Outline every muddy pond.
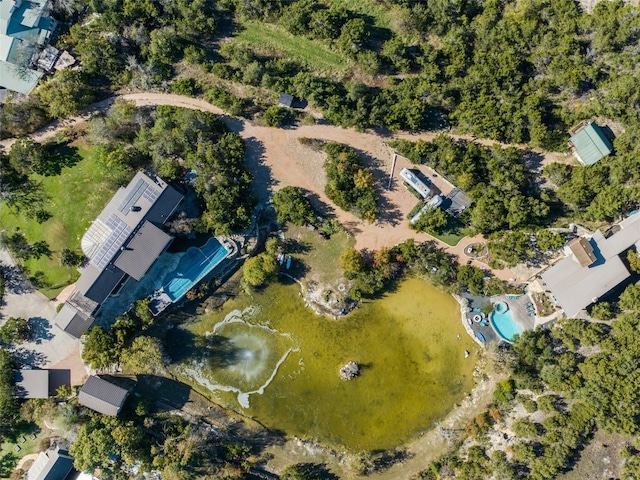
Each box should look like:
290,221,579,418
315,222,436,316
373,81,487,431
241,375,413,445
170,277,477,451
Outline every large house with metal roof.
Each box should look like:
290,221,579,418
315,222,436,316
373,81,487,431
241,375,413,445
0,0,58,94
568,121,613,166
541,213,640,317
54,172,183,338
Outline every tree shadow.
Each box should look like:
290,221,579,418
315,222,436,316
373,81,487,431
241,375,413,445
0,264,34,295
40,143,82,176
304,191,337,218
243,137,275,203
162,325,202,364
204,335,248,369
282,238,311,255
134,374,192,412
28,316,54,344
370,448,413,474
10,347,47,367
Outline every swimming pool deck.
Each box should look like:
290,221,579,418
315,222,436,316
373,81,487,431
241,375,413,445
458,292,536,345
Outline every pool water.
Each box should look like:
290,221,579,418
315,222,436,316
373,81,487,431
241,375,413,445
162,238,230,302
491,310,524,342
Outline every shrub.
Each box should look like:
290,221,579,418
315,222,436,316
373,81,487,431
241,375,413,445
263,105,294,127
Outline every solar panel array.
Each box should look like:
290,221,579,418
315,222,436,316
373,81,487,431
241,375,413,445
119,178,154,213
143,184,160,203
92,214,132,269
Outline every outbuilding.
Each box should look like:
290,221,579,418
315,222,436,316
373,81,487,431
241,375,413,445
568,121,613,166
78,375,130,416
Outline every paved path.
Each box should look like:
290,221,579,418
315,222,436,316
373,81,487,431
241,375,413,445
0,92,522,281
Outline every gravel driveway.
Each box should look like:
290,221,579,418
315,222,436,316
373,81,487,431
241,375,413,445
0,246,79,368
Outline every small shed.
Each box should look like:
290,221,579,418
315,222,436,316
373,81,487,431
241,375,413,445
78,376,129,416
15,369,49,399
569,122,613,166
278,93,294,108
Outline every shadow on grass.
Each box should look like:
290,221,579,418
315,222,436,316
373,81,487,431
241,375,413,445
40,144,83,176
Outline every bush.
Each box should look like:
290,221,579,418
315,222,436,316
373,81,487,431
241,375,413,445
171,77,200,97
272,186,315,226
204,86,245,116
263,105,294,127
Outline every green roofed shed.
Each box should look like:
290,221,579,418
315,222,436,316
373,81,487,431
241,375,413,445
569,122,613,166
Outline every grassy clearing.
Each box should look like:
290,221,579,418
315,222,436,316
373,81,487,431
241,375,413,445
284,223,354,286
0,142,121,298
234,21,346,73
433,216,467,247
0,424,42,476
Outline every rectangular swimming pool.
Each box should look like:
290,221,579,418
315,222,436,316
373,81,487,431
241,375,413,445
162,238,231,302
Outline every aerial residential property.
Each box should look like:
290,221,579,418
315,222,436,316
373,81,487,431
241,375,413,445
568,121,614,166
0,0,58,94
542,213,640,317
54,171,183,338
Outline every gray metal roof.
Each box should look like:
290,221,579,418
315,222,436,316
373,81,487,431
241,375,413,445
278,93,294,107
542,213,640,317
26,447,74,480
14,369,49,398
54,303,94,339
78,375,129,416
145,185,183,226
75,262,126,305
114,221,172,280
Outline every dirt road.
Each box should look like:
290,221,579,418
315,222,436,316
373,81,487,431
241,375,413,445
1,92,527,280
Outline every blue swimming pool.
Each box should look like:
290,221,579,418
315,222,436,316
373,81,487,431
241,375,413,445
490,310,524,342
162,238,231,302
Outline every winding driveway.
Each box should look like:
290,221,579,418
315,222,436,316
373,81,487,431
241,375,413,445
0,92,521,280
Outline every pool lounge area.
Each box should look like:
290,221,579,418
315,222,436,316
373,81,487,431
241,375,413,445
461,293,534,344
149,237,237,315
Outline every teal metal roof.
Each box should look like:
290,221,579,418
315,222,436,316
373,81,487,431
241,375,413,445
0,59,42,94
570,122,613,166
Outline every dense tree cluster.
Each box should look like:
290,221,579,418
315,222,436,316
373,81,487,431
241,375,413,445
133,106,255,235
0,350,18,443
82,299,164,373
272,186,315,226
339,239,504,299
323,142,379,222
392,136,550,234
199,0,640,148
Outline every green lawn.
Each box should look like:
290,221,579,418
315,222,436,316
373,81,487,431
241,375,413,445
0,142,122,298
432,216,468,247
285,223,354,285
0,423,42,476
235,21,346,73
